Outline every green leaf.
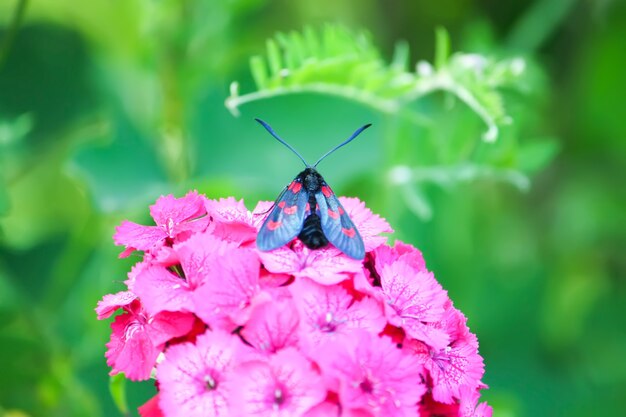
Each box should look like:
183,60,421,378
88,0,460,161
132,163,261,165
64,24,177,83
109,373,129,416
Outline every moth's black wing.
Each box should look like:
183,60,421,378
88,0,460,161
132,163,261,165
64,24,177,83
315,181,365,260
257,177,309,251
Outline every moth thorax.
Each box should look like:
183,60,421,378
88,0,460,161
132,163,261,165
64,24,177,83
304,171,321,192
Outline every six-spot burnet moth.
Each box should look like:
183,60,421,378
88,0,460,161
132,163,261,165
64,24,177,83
255,118,371,260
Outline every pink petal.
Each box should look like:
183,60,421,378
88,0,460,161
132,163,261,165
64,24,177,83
257,246,300,274
240,298,300,353
302,401,341,417
150,191,208,235
134,265,193,316
146,311,195,347
232,348,326,417
374,241,426,273
174,232,237,288
114,221,167,255
294,246,364,285
96,291,136,319
205,197,257,244
138,394,164,417
379,259,450,349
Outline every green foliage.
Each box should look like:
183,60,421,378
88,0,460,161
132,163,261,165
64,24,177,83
228,25,525,140
228,24,554,219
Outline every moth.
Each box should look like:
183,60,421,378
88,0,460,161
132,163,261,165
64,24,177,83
255,118,371,260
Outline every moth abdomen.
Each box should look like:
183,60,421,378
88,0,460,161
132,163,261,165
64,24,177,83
298,213,328,249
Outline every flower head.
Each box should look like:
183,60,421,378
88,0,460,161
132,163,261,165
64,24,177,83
99,193,490,416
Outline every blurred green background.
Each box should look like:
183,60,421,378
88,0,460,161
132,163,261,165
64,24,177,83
0,0,624,416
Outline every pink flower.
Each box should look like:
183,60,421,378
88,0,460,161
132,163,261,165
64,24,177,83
105,299,194,380
319,331,426,417
408,305,485,404
114,191,209,257
232,348,326,417
378,256,450,350
290,277,385,357
157,329,253,417
132,233,236,316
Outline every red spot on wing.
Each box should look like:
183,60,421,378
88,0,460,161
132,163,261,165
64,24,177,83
342,227,356,238
284,205,298,215
338,207,345,215
288,181,302,193
268,220,282,230
305,203,310,212
278,201,286,208
327,208,340,219
321,185,332,198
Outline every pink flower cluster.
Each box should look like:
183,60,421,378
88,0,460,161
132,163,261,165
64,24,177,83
97,191,491,417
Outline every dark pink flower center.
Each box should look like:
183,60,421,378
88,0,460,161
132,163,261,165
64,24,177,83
359,378,374,394
273,386,285,406
430,347,452,371
204,374,218,390
319,312,337,332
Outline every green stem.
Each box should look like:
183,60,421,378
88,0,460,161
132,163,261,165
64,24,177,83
157,0,191,183
0,0,28,69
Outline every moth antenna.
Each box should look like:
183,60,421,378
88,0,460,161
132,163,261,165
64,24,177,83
255,118,309,167
313,123,372,168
